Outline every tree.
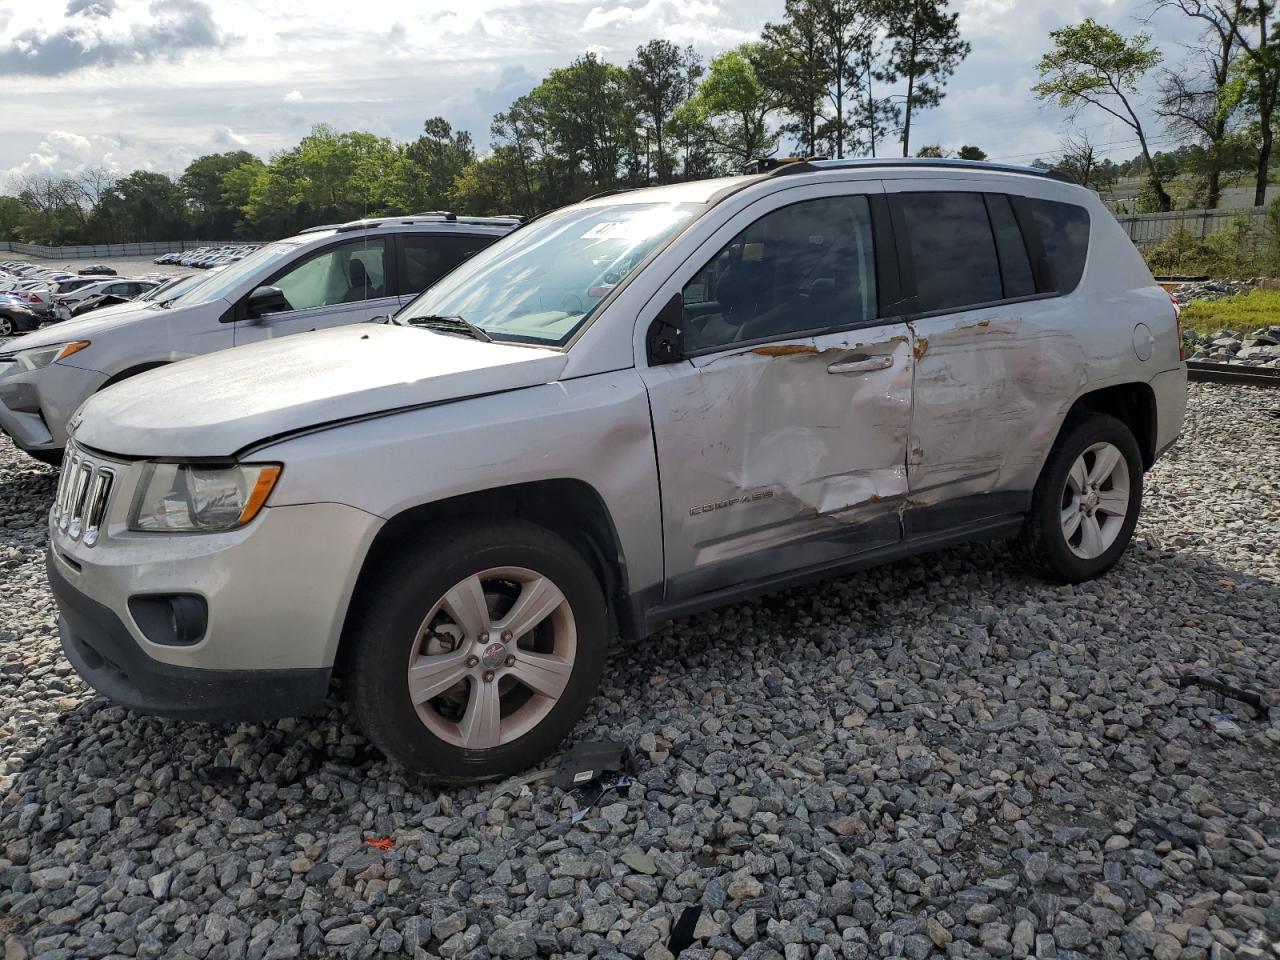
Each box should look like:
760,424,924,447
534,54,634,196
1230,1,1280,206
104,171,187,242
1152,0,1246,208
1034,19,1173,211
403,117,475,211
1055,131,1116,190
957,144,987,160
15,176,88,245
686,45,779,170
882,0,971,157
854,33,900,157
626,40,688,183
760,1,827,157
180,151,257,236
0,196,23,241
916,144,946,156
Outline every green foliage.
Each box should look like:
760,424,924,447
1141,206,1280,277
956,144,986,160
0,196,23,241
1034,18,1170,210
1179,288,1280,335
881,0,970,156
687,45,780,170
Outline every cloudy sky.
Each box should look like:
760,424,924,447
0,0,1199,190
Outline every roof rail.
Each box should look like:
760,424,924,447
581,187,637,202
743,156,826,174
761,157,1076,183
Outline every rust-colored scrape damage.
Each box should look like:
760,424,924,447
751,344,819,357
913,337,930,361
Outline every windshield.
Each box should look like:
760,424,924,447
166,241,304,307
398,201,701,345
146,273,210,304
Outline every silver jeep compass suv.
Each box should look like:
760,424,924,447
46,160,1186,781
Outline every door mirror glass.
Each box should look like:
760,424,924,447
246,285,291,318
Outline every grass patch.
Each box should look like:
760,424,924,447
1179,288,1280,336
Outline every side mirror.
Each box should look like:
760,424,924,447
645,293,685,365
246,285,290,319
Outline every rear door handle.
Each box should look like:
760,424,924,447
827,354,894,375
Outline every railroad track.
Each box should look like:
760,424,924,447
1186,360,1280,387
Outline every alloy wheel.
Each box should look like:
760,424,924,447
1059,441,1131,560
406,566,576,749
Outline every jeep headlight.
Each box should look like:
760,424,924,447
15,340,91,372
130,463,282,532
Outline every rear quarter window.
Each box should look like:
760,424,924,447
1029,198,1090,294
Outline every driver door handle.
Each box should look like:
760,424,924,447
827,354,895,375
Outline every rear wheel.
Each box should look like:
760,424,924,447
345,518,607,782
1016,414,1143,583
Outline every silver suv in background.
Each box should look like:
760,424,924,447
0,214,518,462
46,160,1186,781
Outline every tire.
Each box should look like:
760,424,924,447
0,315,12,337
345,517,608,782
1016,413,1143,584
27,448,64,467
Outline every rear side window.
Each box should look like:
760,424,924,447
985,195,1036,299
897,192,1002,312
1028,198,1090,293
401,234,498,297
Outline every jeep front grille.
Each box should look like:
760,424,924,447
52,445,115,546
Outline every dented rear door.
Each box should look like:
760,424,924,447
883,182,1086,535
637,182,915,602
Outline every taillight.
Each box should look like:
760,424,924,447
1171,292,1185,361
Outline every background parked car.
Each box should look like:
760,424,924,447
78,265,117,276
0,299,42,336
52,278,162,320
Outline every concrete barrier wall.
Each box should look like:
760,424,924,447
0,239,252,260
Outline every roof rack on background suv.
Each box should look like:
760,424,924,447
757,156,1075,183
297,213,524,235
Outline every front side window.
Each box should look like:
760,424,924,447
1029,198,1091,293
271,239,388,312
898,191,1003,313
399,202,700,345
401,234,498,296
682,195,878,353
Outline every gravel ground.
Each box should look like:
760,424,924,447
0,383,1277,960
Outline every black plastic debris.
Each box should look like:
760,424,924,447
552,739,635,790
667,904,703,955
1177,674,1266,719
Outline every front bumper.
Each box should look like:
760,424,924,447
48,493,382,721
50,554,330,720
0,360,105,453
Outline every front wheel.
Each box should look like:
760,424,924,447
0,315,13,337
1016,414,1144,584
345,518,608,782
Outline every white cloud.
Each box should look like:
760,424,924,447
0,0,1205,185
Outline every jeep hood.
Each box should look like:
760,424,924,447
73,324,568,457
